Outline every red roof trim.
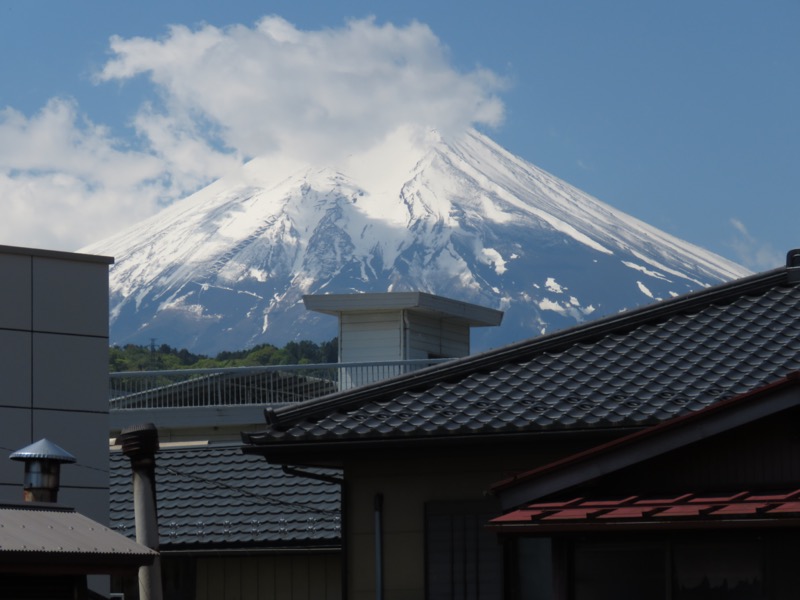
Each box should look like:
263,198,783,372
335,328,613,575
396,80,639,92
489,489,800,532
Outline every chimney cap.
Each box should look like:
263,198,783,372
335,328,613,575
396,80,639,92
10,438,76,464
787,249,800,268
117,422,160,460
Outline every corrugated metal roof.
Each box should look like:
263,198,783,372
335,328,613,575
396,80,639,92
110,445,340,550
489,490,800,532
243,263,800,447
0,506,156,560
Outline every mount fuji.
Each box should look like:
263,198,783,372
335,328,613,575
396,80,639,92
81,127,750,355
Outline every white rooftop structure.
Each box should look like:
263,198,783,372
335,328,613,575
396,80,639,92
304,292,504,366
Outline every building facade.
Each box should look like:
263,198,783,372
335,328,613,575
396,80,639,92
0,244,113,524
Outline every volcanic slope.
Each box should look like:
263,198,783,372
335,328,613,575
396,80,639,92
82,128,750,355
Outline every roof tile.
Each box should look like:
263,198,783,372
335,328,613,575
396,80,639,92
110,446,340,550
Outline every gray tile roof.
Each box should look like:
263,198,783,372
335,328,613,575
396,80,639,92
110,445,340,550
243,261,800,447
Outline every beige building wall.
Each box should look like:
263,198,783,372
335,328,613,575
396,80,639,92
405,312,470,359
195,553,341,600
342,440,599,600
339,310,472,363
0,245,112,526
340,312,403,363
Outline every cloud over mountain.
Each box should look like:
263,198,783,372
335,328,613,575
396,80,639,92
0,17,505,251
98,16,506,162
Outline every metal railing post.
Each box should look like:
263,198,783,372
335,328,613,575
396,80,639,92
109,359,453,411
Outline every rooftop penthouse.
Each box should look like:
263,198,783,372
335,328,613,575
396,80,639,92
109,291,503,443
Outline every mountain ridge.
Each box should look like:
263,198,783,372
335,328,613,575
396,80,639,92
82,127,750,354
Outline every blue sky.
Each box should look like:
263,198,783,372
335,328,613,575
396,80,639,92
0,1,797,271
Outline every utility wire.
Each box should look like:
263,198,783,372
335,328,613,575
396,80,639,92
161,466,340,517
0,445,108,474
1,443,337,518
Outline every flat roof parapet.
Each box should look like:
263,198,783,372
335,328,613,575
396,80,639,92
303,291,503,327
0,244,114,265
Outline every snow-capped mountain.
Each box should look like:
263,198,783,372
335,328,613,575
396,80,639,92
82,127,750,355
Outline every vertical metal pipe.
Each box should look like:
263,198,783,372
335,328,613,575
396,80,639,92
374,493,384,600
117,423,163,600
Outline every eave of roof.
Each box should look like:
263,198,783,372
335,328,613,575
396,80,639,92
303,291,504,326
0,506,155,572
249,425,635,468
488,489,800,534
490,373,800,511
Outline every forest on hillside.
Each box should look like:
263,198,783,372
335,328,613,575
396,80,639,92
109,339,338,372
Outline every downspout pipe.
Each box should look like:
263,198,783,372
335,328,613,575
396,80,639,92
375,493,384,600
401,310,409,360
117,423,163,600
281,464,347,600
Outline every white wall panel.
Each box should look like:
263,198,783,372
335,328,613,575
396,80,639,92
340,312,402,362
406,313,469,358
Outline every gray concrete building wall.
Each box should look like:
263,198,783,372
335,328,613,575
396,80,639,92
0,245,113,526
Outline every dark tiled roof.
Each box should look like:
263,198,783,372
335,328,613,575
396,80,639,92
243,262,800,447
490,374,800,510
110,445,340,550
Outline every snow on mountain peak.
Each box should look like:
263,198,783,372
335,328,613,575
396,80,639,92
82,128,750,354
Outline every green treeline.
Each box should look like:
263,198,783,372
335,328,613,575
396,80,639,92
109,339,338,372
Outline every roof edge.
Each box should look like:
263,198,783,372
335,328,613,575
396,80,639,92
0,244,114,265
490,372,800,510
254,266,789,432
303,291,504,326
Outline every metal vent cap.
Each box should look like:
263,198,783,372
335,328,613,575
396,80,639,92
10,438,76,464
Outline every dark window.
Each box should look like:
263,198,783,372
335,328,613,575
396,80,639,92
574,542,666,600
566,538,767,600
673,541,762,600
517,538,554,600
0,575,84,599
426,500,503,600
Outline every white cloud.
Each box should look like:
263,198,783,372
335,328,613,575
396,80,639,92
0,16,506,251
0,98,239,251
97,16,506,163
544,277,565,293
728,217,782,272
0,99,161,250
0,99,155,183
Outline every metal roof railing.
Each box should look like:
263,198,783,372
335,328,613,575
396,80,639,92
109,359,452,411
